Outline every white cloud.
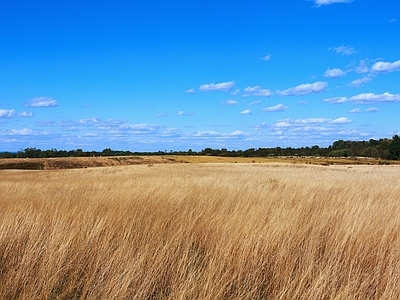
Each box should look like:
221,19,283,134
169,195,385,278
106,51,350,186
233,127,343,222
260,53,272,61
314,0,353,6
327,92,400,104
330,117,352,124
230,130,246,136
155,112,168,117
0,109,16,118
191,130,248,138
323,96,347,104
231,89,241,96
348,75,374,87
349,92,400,104
176,110,194,117
262,103,288,112
176,111,194,116
18,111,33,117
120,123,161,132
4,128,37,135
366,107,379,113
222,99,238,105
350,108,361,113
274,117,350,128
354,59,370,74
198,81,235,92
249,100,261,106
371,60,400,73
324,68,346,78
186,88,195,93
0,109,31,118
25,96,58,107
254,122,268,130
243,86,272,97
271,117,356,141
280,81,328,96
329,45,356,55
240,109,252,115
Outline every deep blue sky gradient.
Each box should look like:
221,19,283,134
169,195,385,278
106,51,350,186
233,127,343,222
1,0,399,151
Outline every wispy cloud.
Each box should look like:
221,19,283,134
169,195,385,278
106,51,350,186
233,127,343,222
2,128,41,136
222,99,238,105
279,81,328,96
243,86,272,97
314,0,353,7
0,109,32,118
191,130,249,138
330,117,352,124
390,18,397,23
275,118,329,127
262,103,288,112
371,60,400,73
349,92,400,104
271,116,357,142
240,109,252,115
155,112,168,117
198,81,235,92
329,45,356,55
259,53,272,61
324,68,346,78
254,122,268,130
350,108,361,113
348,74,375,87
24,96,58,107
231,89,240,96
249,100,261,106
176,111,194,116
354,59,370,74
185,88,195,93
323,97,347,104
18,111,33,117
0,109,16,118
366,107,379,113
35,117,165,135
325,92,400,104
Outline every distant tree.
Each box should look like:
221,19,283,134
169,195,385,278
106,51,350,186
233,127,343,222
328,149,352,158
377,139,391,159
0,151,13,158
24,147,42,158
362,147,379,158
102,148,113,156
388,135,400,160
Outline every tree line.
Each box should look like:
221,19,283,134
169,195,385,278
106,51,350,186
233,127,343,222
1,135,400,160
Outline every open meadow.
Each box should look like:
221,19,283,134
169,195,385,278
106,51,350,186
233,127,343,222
1,162,400,299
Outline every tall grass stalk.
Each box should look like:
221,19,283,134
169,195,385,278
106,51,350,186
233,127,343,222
1,164,400,299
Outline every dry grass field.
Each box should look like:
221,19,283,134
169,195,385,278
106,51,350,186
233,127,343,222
1,163,400,299
1,155,398,170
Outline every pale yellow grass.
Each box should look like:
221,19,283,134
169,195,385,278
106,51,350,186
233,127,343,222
1,163,400,299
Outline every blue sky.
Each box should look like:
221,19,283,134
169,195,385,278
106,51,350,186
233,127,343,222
1,0,399,151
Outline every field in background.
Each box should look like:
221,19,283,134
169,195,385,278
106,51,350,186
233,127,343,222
0,155,398,170
1,163,400,299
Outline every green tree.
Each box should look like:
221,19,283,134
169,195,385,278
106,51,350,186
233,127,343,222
388,135,400,160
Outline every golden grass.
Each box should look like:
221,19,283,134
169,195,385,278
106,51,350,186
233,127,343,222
1,163,400,299
1,155,398,171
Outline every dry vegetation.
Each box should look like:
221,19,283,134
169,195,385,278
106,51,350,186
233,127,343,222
0,156,178,170
1,163,400,299
1,155,398,171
